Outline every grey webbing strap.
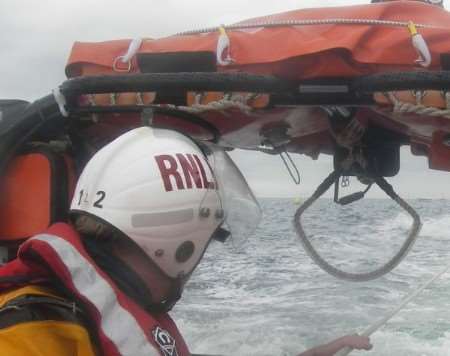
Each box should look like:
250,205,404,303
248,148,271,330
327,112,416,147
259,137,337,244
294,172,422,281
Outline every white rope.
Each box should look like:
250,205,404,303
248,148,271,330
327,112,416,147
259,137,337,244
86,94,99,123
216,26,233,66
159,93,255,115
408,21,431,68
110,93,117,106
136,92,144,105
445,92,450,109
182,99,253,114
121,38,143,64
336,261,450,356
113,38,142,72
163,98,253,115
176,18,440,36
85,93,254,115
386,92,450,119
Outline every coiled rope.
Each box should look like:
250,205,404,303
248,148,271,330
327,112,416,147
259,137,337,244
386,91,450,119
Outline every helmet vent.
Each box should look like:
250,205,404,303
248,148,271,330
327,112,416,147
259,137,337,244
175,241,195,263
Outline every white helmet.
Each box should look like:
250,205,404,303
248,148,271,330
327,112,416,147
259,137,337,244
70,127,260,279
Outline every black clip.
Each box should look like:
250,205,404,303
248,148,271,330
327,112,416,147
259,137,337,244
334,175,372,205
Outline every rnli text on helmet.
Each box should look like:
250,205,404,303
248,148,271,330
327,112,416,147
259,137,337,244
155,153,215,192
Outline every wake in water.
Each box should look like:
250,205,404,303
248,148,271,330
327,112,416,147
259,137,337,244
173,199,450,356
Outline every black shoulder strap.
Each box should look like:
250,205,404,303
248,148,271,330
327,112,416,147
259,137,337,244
0,293,84,329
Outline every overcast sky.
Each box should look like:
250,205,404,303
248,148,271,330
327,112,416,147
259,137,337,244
1,0,449,198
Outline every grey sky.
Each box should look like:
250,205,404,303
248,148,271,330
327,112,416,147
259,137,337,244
1,0,449,198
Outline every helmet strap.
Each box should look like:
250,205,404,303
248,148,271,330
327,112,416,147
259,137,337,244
82,237,180,313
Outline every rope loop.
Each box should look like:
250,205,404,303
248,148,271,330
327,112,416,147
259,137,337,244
293,171,422,281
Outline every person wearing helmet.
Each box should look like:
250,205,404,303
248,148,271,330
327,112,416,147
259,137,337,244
0,127,371,356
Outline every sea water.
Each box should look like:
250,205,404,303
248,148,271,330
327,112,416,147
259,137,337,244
172,198,450,356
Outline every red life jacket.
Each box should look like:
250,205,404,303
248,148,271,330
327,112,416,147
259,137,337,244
0,223,190,356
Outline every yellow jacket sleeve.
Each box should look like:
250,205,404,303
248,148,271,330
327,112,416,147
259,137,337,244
0,320,96,356
0,285,97,356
